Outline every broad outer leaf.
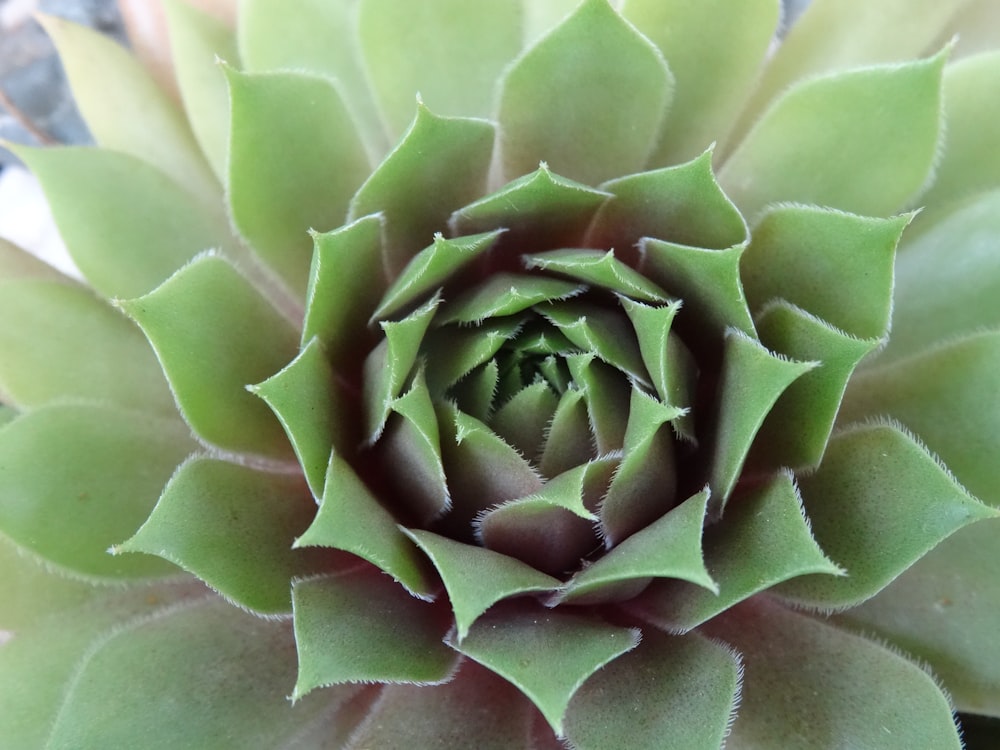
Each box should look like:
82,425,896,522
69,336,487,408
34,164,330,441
564,630,741,750
703,598,963,749
358,0,522,137
44,595,355,750
774,423,999,609
226,68,370,298
835,520,1000,716
497,0,673,185
0,404,193,580
14,146,234,300
0,279,175,416
120,254,299,458
292,568,457,698
119,457,325,614
720,52,946,218
449,601,640,736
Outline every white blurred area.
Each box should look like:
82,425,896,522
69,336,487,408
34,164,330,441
0,164,80,277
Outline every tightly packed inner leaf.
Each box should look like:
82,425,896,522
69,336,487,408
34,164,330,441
4,1,1000,748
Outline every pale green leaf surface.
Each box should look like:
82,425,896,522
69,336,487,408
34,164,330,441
557,489,714,606
163,0,237,182
588,149,747,251
774,424,999,609
226,68,370,298
44,595,351,750
749,303,877,471
524,0,581,45
362,293,440,442
640,240,755,347
251,338,351,499
346,660,540,750
403,529,559,642
526,249,669,303
449,165,610,251
449,601,641,736
598,389,682,545
296,452,436,600
566,355,630,455
0,404,192,580
490,381,558,460
374,230,504,322
302,215,387,366
348,105,495,277
729,0,969,148
292,568,456,698
437,273,582,325
703,599,963,750
741,204,906,341
497,0,673,185
708,330,815,508
842,332,1000,508
538,392,593,481
564,630,740,750
939,0,1000,59
0,236,66,281
120,254,299,458
0,580,206,749
238,0,387,158
886,190,1000,362
15,146,234,299
720,53,946,218
632,473,841,632
358,0,522,137
835,519,1000,716
0,279,175,415
621,0,780,164
40,14,220,205
118,457,324,614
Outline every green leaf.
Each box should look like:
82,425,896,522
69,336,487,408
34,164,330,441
238,0,387,159
0,580,206,749
226,67,370,298
403,529,560,641
422,318,521,395
526,249,669,303
490,381,559,460
631,473,841,632
842,331,1000,508
886,190,1000,362
450,165,610,252
292,568,456,698
358,0,522,137
621,0,780,164
43,595,354,750
250,338,352,499
0,279,175,415
564,629,741,750
705,599,963,749
556,489,714,606
374,230,504,322
835,519,1000,716
719,52,947,218
347,659,540,750
944,0,1000,59
448,601,640,736
348,105,495,277
162,0,238,183
539,387,595,478
0,236,66,281
437,273,582,326
587,148,747,252
14,146,234,299
118,457,324,614
302,214,387,367
774,423,999,609
749,303,878,471
119,254,299,458
566,354,630,455
497,0,673,185
0,404,192,580
39,14,220,206
707,330,815,508
639,240,755,347
295,453,436,600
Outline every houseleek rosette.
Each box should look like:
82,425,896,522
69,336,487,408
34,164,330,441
2,0,1000,748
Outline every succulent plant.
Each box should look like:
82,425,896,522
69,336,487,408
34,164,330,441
2,0,1000,747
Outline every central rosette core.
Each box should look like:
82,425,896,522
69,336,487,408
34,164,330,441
359,230,690,586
